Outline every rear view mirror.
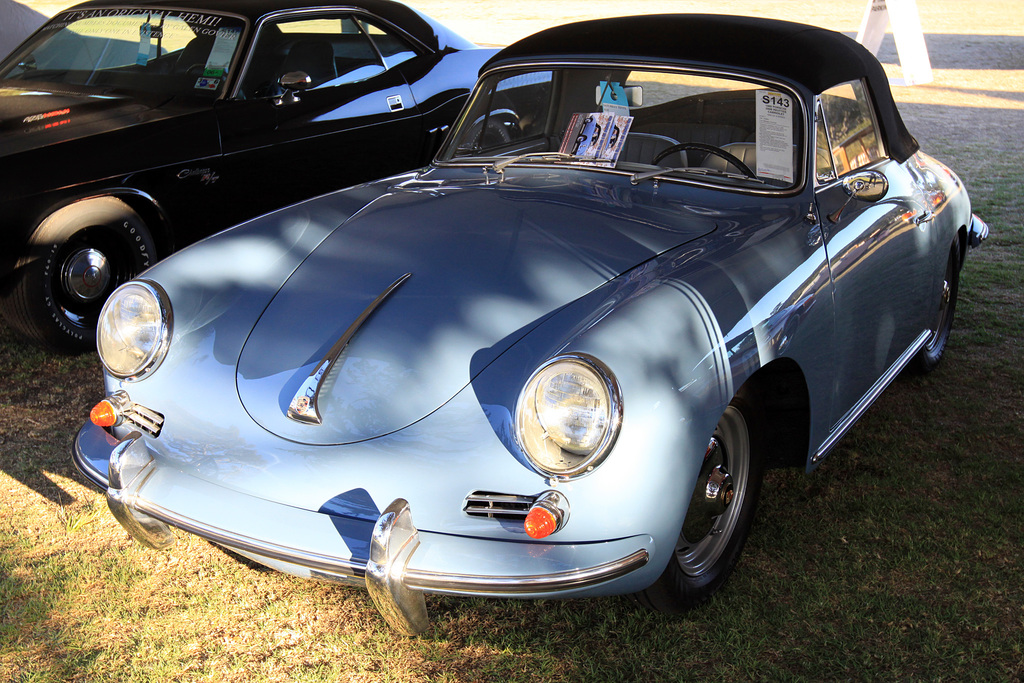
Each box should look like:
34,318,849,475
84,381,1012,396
594,84,643,108
624,86,643,107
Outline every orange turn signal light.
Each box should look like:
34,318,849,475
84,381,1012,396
524,506,558,539
90,400,118,428
523,490,569,539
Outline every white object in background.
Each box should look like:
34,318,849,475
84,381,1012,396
856,0,933,86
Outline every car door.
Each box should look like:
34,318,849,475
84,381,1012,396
813,79,936,427
212,11,424,223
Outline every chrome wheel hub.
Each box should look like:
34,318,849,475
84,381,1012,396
62,248,111,302
681,438,733,544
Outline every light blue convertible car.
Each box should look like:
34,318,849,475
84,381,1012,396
74,14,988,633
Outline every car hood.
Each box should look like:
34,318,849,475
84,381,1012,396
0,85,161,155
235,171,716,445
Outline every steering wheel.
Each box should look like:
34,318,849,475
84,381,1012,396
652,142,757,179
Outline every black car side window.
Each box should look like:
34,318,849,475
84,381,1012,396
237,14,386,99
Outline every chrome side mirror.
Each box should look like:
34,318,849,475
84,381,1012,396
276,71,312,105
828,170,888,223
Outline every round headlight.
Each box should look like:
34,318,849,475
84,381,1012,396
97,281,172,380
515,354,622,477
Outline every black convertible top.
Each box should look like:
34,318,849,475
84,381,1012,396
486,14,919,162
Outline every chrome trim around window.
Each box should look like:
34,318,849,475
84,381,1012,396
230,7,431,100
435,59,809,197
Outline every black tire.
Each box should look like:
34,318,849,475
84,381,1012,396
1,197,157,353
635,398,764,613
911,238,961,374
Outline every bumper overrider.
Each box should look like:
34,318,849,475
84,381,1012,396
968,213,989,249
73,423,651,635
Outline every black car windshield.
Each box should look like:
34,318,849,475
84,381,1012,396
0,8,245,99
439,66,803,190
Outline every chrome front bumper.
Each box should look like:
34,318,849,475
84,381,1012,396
74,426,651,635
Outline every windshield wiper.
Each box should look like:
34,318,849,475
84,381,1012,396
491,152,588,173
630,166,766,186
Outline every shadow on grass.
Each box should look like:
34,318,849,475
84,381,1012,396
0,322,102,506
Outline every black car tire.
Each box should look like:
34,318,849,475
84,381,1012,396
2,197,157,353
634,397,764,613
911,238,961,374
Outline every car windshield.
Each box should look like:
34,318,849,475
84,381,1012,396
439,66,803,190
0,8,246,99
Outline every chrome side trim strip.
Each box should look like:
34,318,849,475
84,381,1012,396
133,498,367,579
404,548,650,595
811,329,931,464
287,272,412,424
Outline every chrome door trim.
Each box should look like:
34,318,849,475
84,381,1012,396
811,328,931,465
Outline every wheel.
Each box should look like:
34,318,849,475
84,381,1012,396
911,238,961,374
635,398,764,612
1,197,157,353
651,142,757,178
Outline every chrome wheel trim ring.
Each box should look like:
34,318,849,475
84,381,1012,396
675,404,750,577
925,247,956,353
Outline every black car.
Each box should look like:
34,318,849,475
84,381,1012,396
0,0,494,351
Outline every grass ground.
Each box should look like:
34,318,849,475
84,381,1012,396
2,1,1023,680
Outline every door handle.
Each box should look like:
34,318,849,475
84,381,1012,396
387,94,404,112
914,209,934,225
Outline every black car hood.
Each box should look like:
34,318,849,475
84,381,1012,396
235,170,717,445
0,84,166,155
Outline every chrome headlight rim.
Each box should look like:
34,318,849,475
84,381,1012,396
515,353,623,479
96,279,172,382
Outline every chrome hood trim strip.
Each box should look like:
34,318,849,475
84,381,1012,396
287,272,412,425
